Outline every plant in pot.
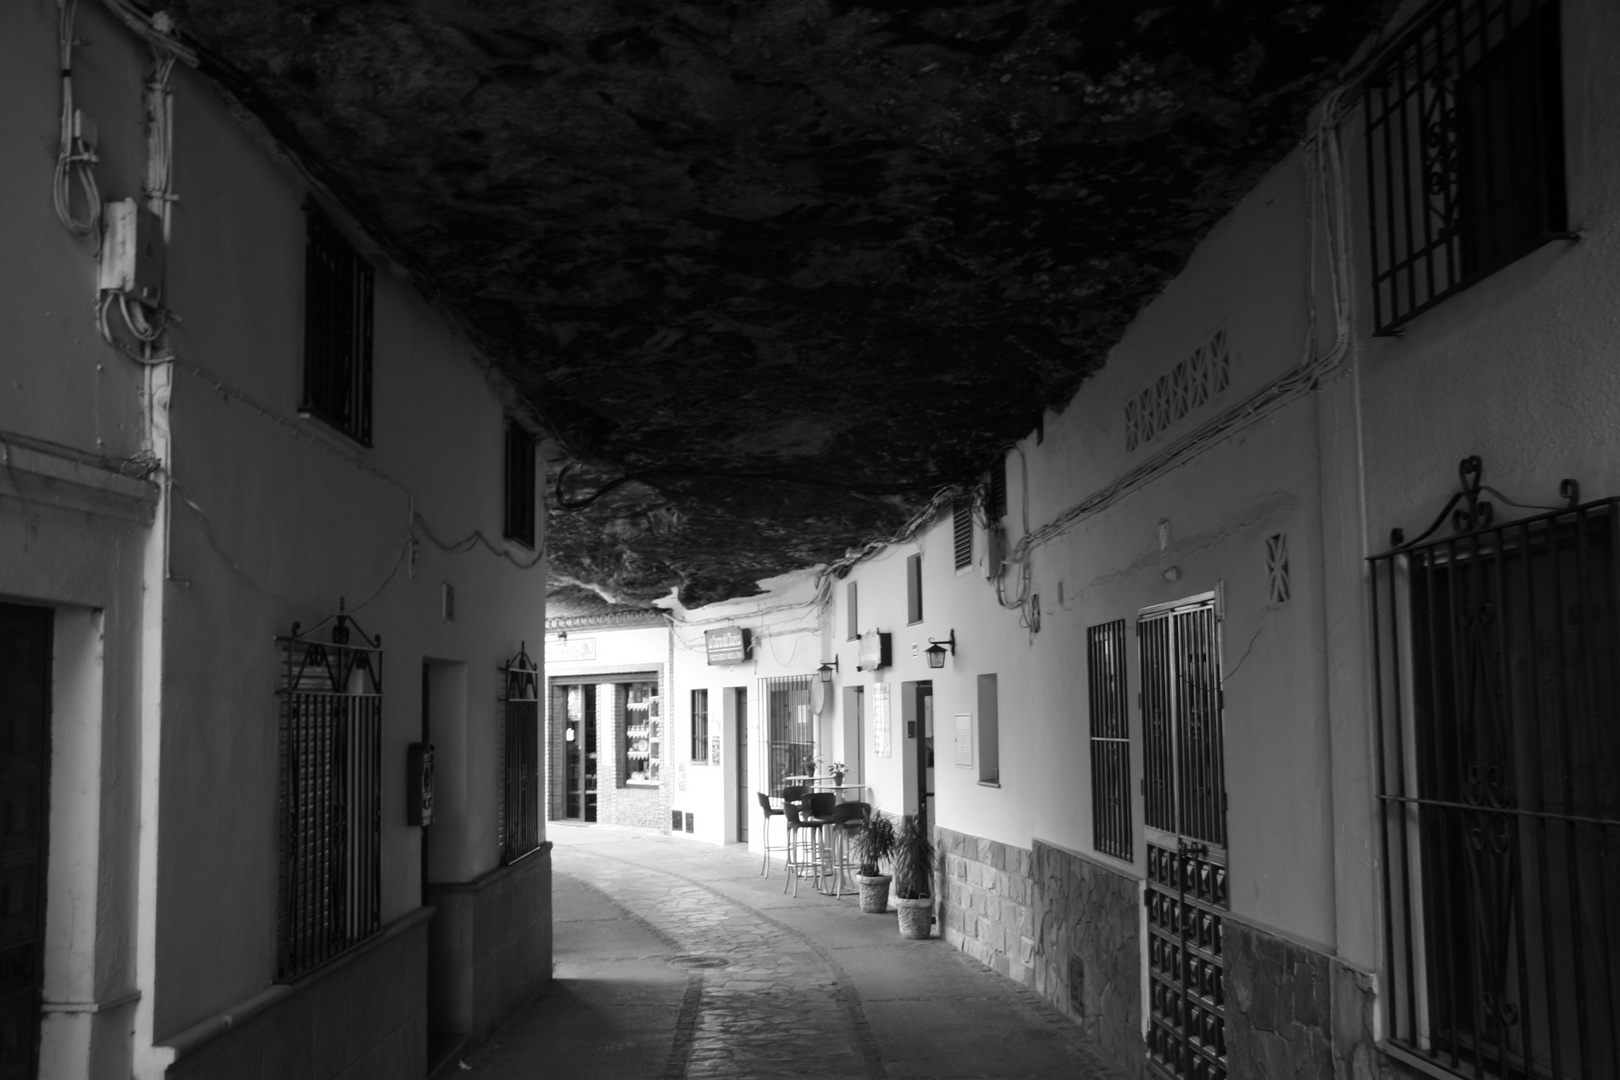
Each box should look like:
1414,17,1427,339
892,814,936,939
851,811,897,914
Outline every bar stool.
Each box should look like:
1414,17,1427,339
824,801,869,898
782,791,826,897
756,792,787,877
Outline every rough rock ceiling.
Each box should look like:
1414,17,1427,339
170,0,1389,606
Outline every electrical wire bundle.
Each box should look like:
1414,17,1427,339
53,0,100,236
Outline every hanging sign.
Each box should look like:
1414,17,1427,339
857,630,890,671
705,626,752,664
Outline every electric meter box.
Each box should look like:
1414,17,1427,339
98,198,166,304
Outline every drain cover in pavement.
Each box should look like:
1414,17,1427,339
668,955,730,969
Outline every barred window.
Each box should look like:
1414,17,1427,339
762,674,813,797
276,614,382,980
499,647,540,864
504,419,536,548
1086,619,1132,861
1370,481,1620,1080
301,205,374,445
1364,0,1567,334
690,688,709,763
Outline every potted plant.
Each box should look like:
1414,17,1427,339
892,814,936,939
851,810,897,914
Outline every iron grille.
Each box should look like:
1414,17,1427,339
1087,619,1133,861
499,646,541,864
1363,0,1567,335
301,205,374,445
1369,462,1619,1080
690,688,709,763
953,501,973,570
276,609,382,981
503,419,536,548
1140,598,1228,1080
761,675,813,797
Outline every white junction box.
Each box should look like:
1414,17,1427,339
98,198,166,303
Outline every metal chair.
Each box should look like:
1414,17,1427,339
756,792,786,877
824,801,869,898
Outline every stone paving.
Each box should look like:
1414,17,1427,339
461,823,1132,1080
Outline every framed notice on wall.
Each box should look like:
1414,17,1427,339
871,682,891,758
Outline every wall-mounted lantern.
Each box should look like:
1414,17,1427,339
925,630,956,669
817,656,839,686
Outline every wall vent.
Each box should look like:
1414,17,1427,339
1124,328,1231,451
1266,533,1291,605
953,500,973,570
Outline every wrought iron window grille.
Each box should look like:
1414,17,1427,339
301,205,375,446
275,602,383,981
1369,457,1619,1080
761,674,814,797
1363,0,1572,335
690,688,709,763
499,645,541,865
1087,619,1134,861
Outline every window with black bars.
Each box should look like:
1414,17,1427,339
275,613,382,981
1369,493,1620,1080
1087,619,1133,861
1364,0,1567,334
301,205,374,445
690,688,709,763
761,675,813,797
952,501,973,571
499,646,541,864
504,419,536,548
989,456,1007,519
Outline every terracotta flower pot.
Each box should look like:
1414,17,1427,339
854,873,891,914
895,895,933,938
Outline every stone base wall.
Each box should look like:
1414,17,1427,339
424,843,553,1043
162,910,429,1080
1030,841,1143,1076
937,826,1035,984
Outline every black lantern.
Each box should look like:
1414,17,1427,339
925,630,956,669
817,657,839,685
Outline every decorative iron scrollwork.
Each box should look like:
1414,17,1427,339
280,598,383,696
1388,456,1579,549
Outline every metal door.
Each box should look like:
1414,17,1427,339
1140,598,1228,1080
0,603,52,1080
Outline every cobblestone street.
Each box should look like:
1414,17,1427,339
460,824,1128,1080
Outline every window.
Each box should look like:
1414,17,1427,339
301,205,374,445
1364,0,1567,334
275,614,382,980
504,418,536,548
690,688,709,763
1086,619,1132,861
988,456,1007,520
846,580,859,641
952,501,973,571
977,674,999,785
762,674,813,796
1369,492,1620,1080
622,681,660,784
500,647,540,864
906,553,923,624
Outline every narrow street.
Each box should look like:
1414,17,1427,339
462,825,1129,1080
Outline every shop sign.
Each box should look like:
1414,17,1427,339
705,627,751,664
551,636,596,662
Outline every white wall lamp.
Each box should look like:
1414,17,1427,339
925,630,956,669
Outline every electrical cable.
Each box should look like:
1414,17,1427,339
53,0,101,236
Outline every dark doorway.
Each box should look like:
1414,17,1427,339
564,685,597,821
0,602,52,1080
733,687,748,843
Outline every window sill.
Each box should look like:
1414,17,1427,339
977,780,1001,789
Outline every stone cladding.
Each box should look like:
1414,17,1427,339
936,826,1036,985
